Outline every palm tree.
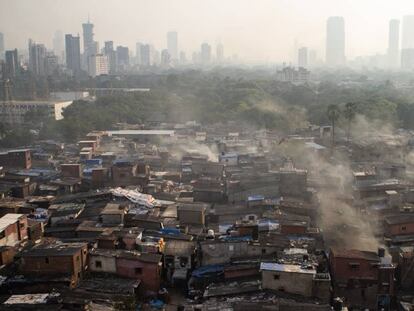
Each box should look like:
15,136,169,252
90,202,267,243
343,102,357,142
327,104,340,148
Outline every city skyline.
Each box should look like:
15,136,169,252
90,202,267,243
1,0,414,63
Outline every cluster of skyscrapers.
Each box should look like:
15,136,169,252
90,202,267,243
0,20,227,80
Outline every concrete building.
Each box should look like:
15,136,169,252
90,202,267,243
135,42,143,65
87,54,109,77
0,100,73,124
326,16,345,67
201,43,212,64
29,42,46,76
0,32,4,56
65,34,81,76
140,44,152,67
53,30,64,62
388,19,400,68
261,262,316,297
45,52,59,75
103,41,116,74
401,16,414,69
116,46,129,72
298,47,308,68
160,49,171,68
4,49,18,79
0,149,31,169
167,31,178,60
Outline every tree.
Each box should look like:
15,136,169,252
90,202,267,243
327,104,340,148
343,102,357,142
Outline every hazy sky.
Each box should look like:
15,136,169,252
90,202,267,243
1,0,414,62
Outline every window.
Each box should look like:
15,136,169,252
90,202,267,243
76,256,80,261
349,263,360,270
135,267,143,275
95,261,102,268
229,245,234,251
273,274,280,280
262,248,266,254
45,257,49,264
402,226,407,231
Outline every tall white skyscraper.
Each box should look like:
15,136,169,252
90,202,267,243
388,19,400,68
53,30,64,62
167,31,178,60
326,16,345,67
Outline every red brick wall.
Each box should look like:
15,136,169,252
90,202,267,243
330,256,378,281
388,222,414,236
61,164,82,178
0,150,31,169
280,225,307,234
116,258,161,291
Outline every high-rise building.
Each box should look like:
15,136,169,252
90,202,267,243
0,33,4,56
135,42,143,65
401,16,414,69
161,49,171,68
326,16,345,67
4,49,18,79
298,47,308,68
45,52,59,75
167,31,178,60
65,34,81,76
201,43,211,64
82,21,94,53
104,41,116,74
387,19,400,68
216,43,224,62
29,42,46,75
140,44,152,67
88,54,109,77
116,46,129,72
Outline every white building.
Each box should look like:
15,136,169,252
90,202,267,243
0,100,73,124
88,54,109,77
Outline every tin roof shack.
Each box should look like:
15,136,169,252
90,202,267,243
192,162,224,179
329,248,395,310
111,159,138,186
384,214,414,237
200,239,279,266
89,249,162,292
60,163,82,179
100,203,125,225
78,140,97,152
177,203,208,226
193,177,226,203
2,293,61,310
48,178,82,195
260,262,316,297
0,214,28,247
0,174,35,198
164,239,196,284
19,241,88,288
278,167,308,199
48,203,85,226
0,149,32,169
91,167,109,188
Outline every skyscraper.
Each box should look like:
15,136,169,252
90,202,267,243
140,44,152,67
298,47,308,68
326,16,345,67
388,19,400,68
104,41,116,74
135,42,143,65
161,49,171,68
201,43,211,64
167,31,178,60
0,33,4,56
116,46,130,72
82,20,94,53
29,42,46,75
65,34,81,76
216,43,224,62
401,16,414,69
4,49,18,79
